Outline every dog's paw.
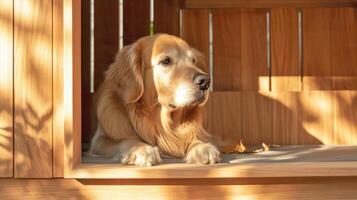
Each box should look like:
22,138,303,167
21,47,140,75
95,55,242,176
120,144,162,167
185,143,220,164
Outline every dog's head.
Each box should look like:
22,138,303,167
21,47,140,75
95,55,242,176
106,34,210,110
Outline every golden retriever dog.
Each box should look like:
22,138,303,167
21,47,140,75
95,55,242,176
88,34,220,166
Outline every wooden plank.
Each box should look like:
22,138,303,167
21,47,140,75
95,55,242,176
334,91,357,144
330,8,357,90
63,0,82,176
185,0,357,9
69,161,357,178
303,8,332,90
240,9,269,91
154,0,181,36
271,92,302,145
53,0,64,178
271,8,301,91
299,91,333,144
3,178,357,200
212,92,242,145
123,0,150,45
0,0,13,177
242,92,272,145
181,9,209,73
14,0,53,178
212,9,242,90
94,0,119,90
213,9,270,91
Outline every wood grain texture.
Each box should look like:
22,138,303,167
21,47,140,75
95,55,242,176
185,0,357,8
0,0,13,177
330,8,357,90
242,92,273,145
2,178,357,200
63,0,82,175
303,8,332,90
212,9,242,90
212,92,242,145
334,91,357,144
123,0,150,45
271,92,302,145
240,9,268,91
181,9,210,73
14,0,53,178
300,91,333,144
271,8,301,91
53,0,64,178
154,0,181,36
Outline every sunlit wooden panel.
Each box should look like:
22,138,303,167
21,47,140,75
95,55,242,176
330,8,357,90
242,92,272,145
53,0,64,178
0,0,14,177
303,8,332,90
271,8,301,91
212,9,242,90
271,92,302,145
14,0,53,178
181,9,209,73
334,91,357,144
240,9,269,91
213,9,268,91
300,91,334,144
212,92,242,145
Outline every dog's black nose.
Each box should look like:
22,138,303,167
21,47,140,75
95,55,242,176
193,73,210,90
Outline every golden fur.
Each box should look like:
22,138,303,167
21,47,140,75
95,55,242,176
88,34,220,166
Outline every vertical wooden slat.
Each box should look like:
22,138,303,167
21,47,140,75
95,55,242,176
331,8,357,90
53,0,64,178
242,92,273,145
14,0,53,178
181,9,209,73
300,91,333,144
334,91,357,144
240,9,269,91
271,92,302,145
303,8,332,90
154,0,181,36
213,9,268,91
271,8,300,91
212,92,242,145
212,9,242,91
123,0,150,45
94,0,119,90
0,0,14,177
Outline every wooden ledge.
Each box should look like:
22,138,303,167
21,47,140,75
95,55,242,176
184,0,357,9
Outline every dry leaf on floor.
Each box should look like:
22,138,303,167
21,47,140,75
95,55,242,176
221,140,279,154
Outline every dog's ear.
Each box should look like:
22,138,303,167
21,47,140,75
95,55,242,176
105,42,144,103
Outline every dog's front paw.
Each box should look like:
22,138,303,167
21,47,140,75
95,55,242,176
185,143,220,164
121,144,162,167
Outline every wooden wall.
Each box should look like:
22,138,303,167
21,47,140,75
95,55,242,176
182,7,357,146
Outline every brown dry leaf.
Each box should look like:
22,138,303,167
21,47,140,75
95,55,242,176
221,140,278,154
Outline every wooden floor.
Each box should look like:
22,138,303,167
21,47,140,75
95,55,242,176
1,178,357,200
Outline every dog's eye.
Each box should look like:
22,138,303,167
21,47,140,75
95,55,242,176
192,58,196,63
160,57,172,66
